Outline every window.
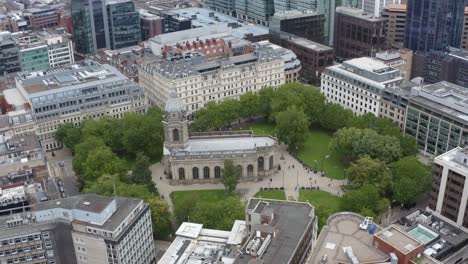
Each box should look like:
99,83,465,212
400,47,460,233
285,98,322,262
173,128,180,142
214,166,221,178
203,167,210,179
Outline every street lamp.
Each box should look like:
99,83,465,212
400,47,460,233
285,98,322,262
321,154,330,174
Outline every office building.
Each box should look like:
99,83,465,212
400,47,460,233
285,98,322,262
429,147,468,233
139,46,285,117
206,0,236,16
23,4,65,30
361,0,402,17
14,60,147,151
404,81,468,156
139,11,162,41
382,4,406,49
412,48,468,88
0,32,21,76
0,133,43,174
72,0,141,54
255,41,301,83
270,31,333,84
161,11,191,33
12,30,75,72
0,194,156,264
162,199,317,264
321,57,403,116
235,0,275,26
107,1,142,50
405,0,465,52
379,80,416,130
269,10,324,44
463,7,468,50
373,49,413,81
334,6,387,60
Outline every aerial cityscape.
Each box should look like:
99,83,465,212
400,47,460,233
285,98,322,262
0,0,467,263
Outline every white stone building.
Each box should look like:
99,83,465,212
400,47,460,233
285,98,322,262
162,92,279,184
139,46,285,118
320,57,403,116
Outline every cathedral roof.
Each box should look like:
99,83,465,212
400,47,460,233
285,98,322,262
165,90,185,113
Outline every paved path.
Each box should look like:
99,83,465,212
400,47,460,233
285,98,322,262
151,148,348,212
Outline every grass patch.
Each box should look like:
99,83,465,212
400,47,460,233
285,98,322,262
171,189,228,206
298,130,346,179
240,123,346,179
299,190,341,211
240,123,275,135
254,190,286,200
299,190,342,229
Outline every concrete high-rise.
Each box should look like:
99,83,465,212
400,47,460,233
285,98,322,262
405,0,465,52
382,4,406,49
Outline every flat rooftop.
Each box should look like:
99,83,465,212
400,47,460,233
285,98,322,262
376,225,423,254
383,3,407,12
336,6,387,21
273,31,333,52
238,199,315,264
272,10,321,20
169,7,269,38
409,81,468,123
308,213,387,263
16,61,124,95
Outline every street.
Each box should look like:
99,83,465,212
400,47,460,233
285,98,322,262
47,149,80,198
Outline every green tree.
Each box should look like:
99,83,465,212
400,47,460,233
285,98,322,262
148,197,172,238
72,136,106,175
173,193,197,224
352,130,402,163
257,87,275,118
55,123,81,151
390,156,431,207
275,106,309,150
81,118,123,151
239,92,259,119
329,127,363,159
219,99,240,127
270,84,304,121
82,146,127,182
129,152,152,184
398,135,418,157
346,156,392,196
222,160,240,195
340,185,389,217
121,108,164,160
319,103,354,132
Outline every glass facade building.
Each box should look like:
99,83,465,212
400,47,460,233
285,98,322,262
72,0,139,54
20,46,50,72
404,82,468,156
405,0,465,52
107,1,141,49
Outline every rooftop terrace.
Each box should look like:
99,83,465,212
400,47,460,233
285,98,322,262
308,212,387,264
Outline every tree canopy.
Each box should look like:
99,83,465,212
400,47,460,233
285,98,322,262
275,106,309,151
222,160,241,195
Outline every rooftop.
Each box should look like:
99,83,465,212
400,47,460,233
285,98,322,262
168,8,269,38
238,199,315,264
0,134,41,157
383,3,407,12
142,46,282,79
376,225,423,254
271,10,321,20
165,134,277,156
160,221,247,264
336,6,387,21
16,61,124,96
308,212,387,264
394,209,468,262
409,81,468,123
273,31,333,52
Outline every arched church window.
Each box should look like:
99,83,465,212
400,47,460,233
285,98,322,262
173,128,180,142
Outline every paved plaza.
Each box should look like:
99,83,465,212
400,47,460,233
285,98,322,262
151,147,348,212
